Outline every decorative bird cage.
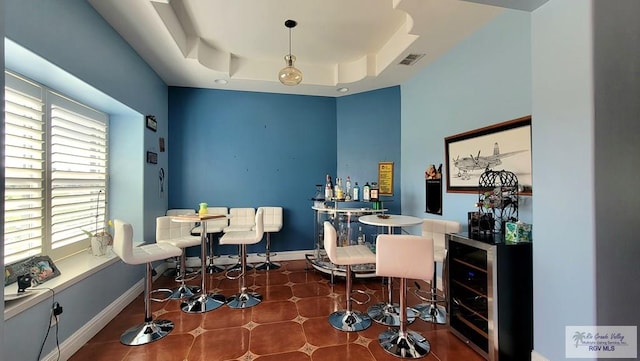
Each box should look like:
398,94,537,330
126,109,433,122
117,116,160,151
476,170,518,234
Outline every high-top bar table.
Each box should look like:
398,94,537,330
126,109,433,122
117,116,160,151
171,213,227,313
359,214,423,326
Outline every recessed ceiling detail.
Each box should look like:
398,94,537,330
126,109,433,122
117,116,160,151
89,0,504,96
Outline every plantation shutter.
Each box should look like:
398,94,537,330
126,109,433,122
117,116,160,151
4,72,45,264
4,71,109,264
49,92,108,259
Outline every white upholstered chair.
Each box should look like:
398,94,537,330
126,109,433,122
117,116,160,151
156,216,202,299
255,206,283,270
224,207,256,270
219,208,264,308
112,219,182,346
376,234,433,358
413,218,461,324
190,207,229,273
324,221,376,332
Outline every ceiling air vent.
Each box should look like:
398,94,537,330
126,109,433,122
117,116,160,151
399,53,425,66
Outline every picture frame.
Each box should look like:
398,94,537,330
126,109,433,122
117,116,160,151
145,115,157,132
146,151,158,164
4,255,60,286
377,162,394,196
444,115,532,194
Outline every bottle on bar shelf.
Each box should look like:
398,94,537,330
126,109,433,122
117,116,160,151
325,174,333,200
363,182,371,202
352,182,360,201
345,176,352,201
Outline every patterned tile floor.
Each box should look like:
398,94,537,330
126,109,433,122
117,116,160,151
70,259,484,361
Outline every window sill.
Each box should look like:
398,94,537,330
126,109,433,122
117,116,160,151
3,248,123,320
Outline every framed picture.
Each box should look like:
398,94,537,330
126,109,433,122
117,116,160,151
378,162,394,195
4,255,60,286
146,151,158,164
444,116,532,194
145,115,157,132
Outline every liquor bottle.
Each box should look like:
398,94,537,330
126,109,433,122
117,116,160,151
352,182,360,201
357,226,365,245
335,177,344,200
345,176,352,201
370,182,379,201
363,182,371,202
325,174,333,200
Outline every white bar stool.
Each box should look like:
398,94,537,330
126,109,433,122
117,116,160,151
413,219,461,324
156,216,201,299
219,208,264,308
323,221,376,332
112,219,182,346
255,206,283,270
376,234,433,358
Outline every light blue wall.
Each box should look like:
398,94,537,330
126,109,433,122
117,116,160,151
2,0,167,360
168,87,337,254
336,86,402,215
401,10,533,226
532,2,596,359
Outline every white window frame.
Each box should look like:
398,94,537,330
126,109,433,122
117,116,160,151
4,71,109,265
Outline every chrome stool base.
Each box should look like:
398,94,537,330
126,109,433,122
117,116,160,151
120,319,174,346
168,284,201,300
255,261,281,271
379,329,431,359
367,302,418,326
206,264,226,274
226,290,262,309
181,293,226,313
227,262,254,272
414,303,446,324
329,310,372,332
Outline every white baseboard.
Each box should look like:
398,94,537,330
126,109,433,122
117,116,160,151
531,350,550,361
41,266,166,361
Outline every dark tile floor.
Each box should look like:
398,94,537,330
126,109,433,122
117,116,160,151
70,260,484,361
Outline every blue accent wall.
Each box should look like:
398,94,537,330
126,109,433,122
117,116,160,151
168,87,337,254
337,87,402,215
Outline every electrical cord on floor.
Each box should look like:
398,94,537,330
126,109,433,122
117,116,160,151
33,287,61,361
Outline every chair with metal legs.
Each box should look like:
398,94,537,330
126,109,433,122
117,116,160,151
376,234,433,358
413,219,461,324
190,207,229,273
156,216,202,299
323,221,376,332
223,207,256,271
219,208,264,308
112,219,182,346
255,206,283,270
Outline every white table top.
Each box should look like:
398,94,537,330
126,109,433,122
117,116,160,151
359,214,423,228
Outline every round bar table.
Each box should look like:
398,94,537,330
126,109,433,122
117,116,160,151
359,214,423,327
171,214,227,313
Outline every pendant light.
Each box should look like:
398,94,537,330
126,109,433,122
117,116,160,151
278,19,302,86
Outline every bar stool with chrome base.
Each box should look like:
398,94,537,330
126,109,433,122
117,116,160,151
223,207,256,272
219,208,264,308
112,219,183,346
156,216,201,299
413,219,460,324
190,207,229,273
376,234,433,358
323,221,376,332
255,206,282,270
